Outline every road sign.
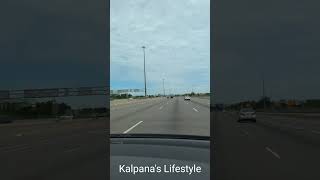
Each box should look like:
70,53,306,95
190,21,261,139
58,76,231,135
110,89,143,94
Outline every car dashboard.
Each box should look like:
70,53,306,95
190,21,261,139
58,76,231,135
110,134,210,180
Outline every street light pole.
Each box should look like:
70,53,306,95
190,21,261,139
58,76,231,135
142,46,147,97
162,78,165,96
262,74,266,110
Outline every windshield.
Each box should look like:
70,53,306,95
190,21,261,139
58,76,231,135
110,0,210,137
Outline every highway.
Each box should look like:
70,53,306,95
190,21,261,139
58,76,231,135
0,118,107,180
111,96,210,136
213,111,320,180
3,96,319,179
0,96,209,180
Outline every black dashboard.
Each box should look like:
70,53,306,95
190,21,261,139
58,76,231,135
110,134,210,180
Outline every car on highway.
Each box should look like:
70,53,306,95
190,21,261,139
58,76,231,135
110,134,209,180
0,115,13,123
58,115,74,120
184,96,191,100
238,108,256,122
0,118,13,124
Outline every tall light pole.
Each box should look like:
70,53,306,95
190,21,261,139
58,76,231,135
142,46,147,97
162,78,165,96
262,74,266,110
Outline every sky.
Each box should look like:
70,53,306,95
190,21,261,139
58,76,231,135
111,0,210,95
0,0,108,108
212,0,320,104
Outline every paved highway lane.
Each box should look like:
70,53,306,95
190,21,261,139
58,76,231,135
111,97,210,136
0,118,108,180
214,111,320,180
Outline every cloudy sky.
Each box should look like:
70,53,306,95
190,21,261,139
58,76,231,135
111,0,210,95
213,0,320,104
0,0,108,108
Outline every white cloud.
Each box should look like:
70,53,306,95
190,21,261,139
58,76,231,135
111,0,210,94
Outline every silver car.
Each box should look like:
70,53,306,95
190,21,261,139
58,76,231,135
238,108,256,122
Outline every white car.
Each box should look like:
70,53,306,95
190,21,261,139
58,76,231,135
238,108,256,122
58,115,74,120
184,96,191,100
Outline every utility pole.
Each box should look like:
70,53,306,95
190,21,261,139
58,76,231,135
162,78,165,96
262,75,266,110
142,46,147,97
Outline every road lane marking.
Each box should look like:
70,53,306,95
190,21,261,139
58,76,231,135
159,106,163,110
39,139,50,144
311,130,320,134
64,147,80,153
1,144,30,152
123,121,143,134
293,127,305,130
4,146,30,152
241,130,249,136
0,144,29,151
265,147,281,159
193,108,199,112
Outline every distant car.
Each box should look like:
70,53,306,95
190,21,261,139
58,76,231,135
170,96,173,98
238,108,256,122
0,116,13,123
184,96,191,100
58,115,73,120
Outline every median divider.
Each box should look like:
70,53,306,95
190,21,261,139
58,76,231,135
111,97,164,109
257,112,320,120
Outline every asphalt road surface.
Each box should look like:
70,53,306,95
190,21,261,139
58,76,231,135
111,96,210,136
214,111,320,180
0,118,107,180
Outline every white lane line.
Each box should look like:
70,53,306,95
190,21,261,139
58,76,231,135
193,108,199,112
293,127,305,130
123,121,143,134
265,147,281,159
1,144,30,152
64,147,80,153
311,130,320,134
4,146,30,153
241,130,249,136
0,144,28,151
159,106,163,110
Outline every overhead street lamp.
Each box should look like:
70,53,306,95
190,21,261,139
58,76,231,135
162,78,165,96
262,75,266,110
142,46,147,97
